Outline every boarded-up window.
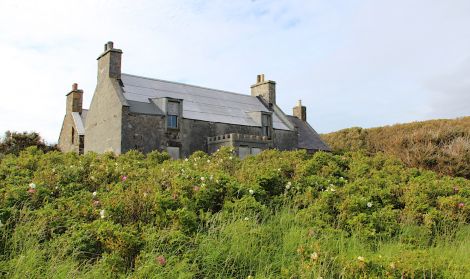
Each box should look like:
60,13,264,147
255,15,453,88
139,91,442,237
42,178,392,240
167,146,180,160
251,148,262,155
167,101,179,115
239,146,251,159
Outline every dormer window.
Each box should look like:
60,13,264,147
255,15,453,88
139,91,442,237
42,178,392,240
166,100,181,130
261,113,272,138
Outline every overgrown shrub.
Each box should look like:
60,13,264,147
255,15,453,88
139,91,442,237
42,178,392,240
0,147,469,278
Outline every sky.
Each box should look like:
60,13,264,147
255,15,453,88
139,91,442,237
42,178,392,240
0,0,469,143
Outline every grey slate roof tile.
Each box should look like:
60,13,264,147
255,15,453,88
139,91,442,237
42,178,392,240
120,73,291,130
286,115,331,151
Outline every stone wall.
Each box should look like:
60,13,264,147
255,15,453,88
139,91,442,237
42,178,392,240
84,78,124,154
119,111,298,157
58,114,80,153
121,108,167,153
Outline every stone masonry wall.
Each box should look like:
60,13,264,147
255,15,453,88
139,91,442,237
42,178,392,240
84,78,123,154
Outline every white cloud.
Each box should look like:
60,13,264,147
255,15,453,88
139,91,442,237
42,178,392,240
0,0,469,143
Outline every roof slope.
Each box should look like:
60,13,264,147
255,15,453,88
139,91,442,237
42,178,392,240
287,116,331,151
120,73,291,130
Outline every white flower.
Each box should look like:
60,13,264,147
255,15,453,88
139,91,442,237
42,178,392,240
310,252,319,260
185,158,189,162
210,175,213,181
200,177,205,181
29,183,36,189
249,189,254,195
367,202,373,208
92,191,97,198
330,187,336,192
100,209,106,219
229,156,233,160
285,182,291,190
244,217,249,221
207,160,211,163
277,168,281,172
143,192,148,198
357,256,365,262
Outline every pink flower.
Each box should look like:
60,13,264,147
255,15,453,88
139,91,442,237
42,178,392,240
458,202,465,209
193,186,200,192
27,188,37,194
121,176,128,182
156,255,166,266
93,200,101,207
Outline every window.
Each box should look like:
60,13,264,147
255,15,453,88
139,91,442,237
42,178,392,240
79,135,84,155
261,114,272,138
167,101,180,129
71,127,75,144
167,115,178,129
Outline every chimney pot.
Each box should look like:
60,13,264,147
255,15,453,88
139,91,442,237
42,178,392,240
297,100,302,107
257,74,261,83
106,41,114,50
261,74,265,82
72,83,78,91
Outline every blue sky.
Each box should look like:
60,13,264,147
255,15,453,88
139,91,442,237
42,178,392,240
0,0,469,143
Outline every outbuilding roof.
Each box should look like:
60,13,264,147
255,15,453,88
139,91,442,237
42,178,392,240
120,73,291,130
287,115,331,151
71,109,87,135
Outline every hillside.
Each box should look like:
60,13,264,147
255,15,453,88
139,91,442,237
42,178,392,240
0,147,469,278
321,117,470,179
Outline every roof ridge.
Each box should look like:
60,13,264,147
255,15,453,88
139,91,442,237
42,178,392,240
121,73,254,99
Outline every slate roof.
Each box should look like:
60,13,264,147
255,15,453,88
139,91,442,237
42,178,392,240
120,73,291,130
71,109,88,135
286,116,331,151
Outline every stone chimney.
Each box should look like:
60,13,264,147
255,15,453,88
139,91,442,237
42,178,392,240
251,74,276,106
66,83,83,113
97,41,122,81
293,100,306,121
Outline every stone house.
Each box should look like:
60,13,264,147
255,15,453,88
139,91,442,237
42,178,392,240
58,42,330,158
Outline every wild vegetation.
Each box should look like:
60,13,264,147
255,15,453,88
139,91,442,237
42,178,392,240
321,117,470,179
0,131,57,158
0,146,469,278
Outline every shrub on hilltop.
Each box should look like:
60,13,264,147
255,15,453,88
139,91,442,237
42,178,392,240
321,117,470,179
